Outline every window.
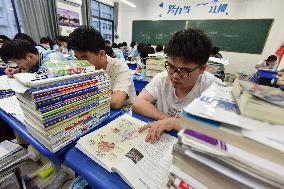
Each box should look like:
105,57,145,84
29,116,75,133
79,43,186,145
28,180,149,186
91,0,114,43
0,0,24,38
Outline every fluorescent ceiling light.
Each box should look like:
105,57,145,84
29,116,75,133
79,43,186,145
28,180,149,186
118,0,136,8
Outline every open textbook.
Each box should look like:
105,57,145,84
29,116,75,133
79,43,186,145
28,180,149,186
76,114,177,189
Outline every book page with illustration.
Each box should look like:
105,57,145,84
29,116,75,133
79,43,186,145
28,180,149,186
76,114,148,172
113,134,177,189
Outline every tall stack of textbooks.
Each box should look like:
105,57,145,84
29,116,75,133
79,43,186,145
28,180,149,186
145,54,166,81
168,83,284,189
11,64,111,152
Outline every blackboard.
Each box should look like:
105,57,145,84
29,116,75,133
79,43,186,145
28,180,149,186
132,19,274,54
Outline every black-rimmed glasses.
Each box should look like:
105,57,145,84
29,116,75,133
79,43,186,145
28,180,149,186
164,63,200,78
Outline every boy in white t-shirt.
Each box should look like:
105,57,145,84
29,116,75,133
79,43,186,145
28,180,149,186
133,28,221,143
68,26,136,109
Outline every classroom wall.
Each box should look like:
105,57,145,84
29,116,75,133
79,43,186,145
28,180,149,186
117,0,284,74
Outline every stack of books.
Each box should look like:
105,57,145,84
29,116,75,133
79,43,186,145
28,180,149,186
0,140,28,178
168,83,284,189
12,70,111,152
145,53,166,81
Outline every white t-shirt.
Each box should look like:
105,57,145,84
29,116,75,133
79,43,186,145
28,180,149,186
257,60,277,70
106,56,136,105
145,71,222,117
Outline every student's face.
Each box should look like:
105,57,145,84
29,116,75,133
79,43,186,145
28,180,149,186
165,56,206,89
74,50,107,70
267,60,276,65
11,53,39,72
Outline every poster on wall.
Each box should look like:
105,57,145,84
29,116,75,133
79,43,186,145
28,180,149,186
57,8,80,35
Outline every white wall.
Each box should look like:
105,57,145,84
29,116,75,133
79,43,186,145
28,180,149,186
117,0,284,74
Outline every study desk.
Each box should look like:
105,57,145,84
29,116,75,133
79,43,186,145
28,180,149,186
132,74,149,93
0,108,123,166
64,112,177,189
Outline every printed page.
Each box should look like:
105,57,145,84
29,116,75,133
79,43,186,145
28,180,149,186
76,114,148,172
0,96,23,116
0,75,11,90
113,134,177,189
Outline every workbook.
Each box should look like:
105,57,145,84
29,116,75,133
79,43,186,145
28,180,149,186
76,114,177,189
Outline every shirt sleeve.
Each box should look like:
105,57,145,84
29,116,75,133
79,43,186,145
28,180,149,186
111,61,133,95
144,72,165,100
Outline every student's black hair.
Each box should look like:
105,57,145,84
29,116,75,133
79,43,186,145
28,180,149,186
140,46,155,64
105,40,111,44
105,45,114,57
14,33,37,46
266,55,277,62
0,39,38,62
122,42,127,46
112,43,119,48
147,43,151,47
56,35,69,43
118,43,122,48
130,41,137,48
211,47,220,55
156,44,163,52
40,37,49,44
137,43,146,53
0,35,10,42
47,37,55,50
68,26,105,53
164,28,212,65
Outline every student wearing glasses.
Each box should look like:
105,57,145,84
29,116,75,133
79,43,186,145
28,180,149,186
133,28,221,143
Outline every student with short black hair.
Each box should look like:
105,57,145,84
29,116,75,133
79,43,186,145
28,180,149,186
133,28,221,142
155,44,163,53
112,43,124,59
0,35,10,47
68,26,136,109
40,37,51,50
105,40,111,47
1,39,66,78
211,46,223,58
105,45,115,58
14,33,46,54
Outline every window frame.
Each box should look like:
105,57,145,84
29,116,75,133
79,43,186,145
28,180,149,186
92,0,114,43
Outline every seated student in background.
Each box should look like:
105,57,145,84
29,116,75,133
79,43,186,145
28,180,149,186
133,28,222,143
210,46,223,58
1,39,66,78
105,40,111,47
0,35,10,48
39,37,51,50
14,33,46,54
111,43,124,59
68,26,136,109
155,44,164,53
120,42,128,52
130,43,146,61
255,55,278,70
105,45,115,58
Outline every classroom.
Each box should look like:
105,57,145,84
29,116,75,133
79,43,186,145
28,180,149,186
0,0,283,188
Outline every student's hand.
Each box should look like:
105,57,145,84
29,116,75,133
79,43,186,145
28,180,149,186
4,67,20,78
138,117,181,143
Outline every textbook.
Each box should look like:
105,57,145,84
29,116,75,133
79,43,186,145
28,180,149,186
232,78,284,125
76,114,177,189
45,60,96,76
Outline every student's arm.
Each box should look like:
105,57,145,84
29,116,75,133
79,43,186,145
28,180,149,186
4,67,20,78
132,90,170,120
138,117,181,143
110,91,128,110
